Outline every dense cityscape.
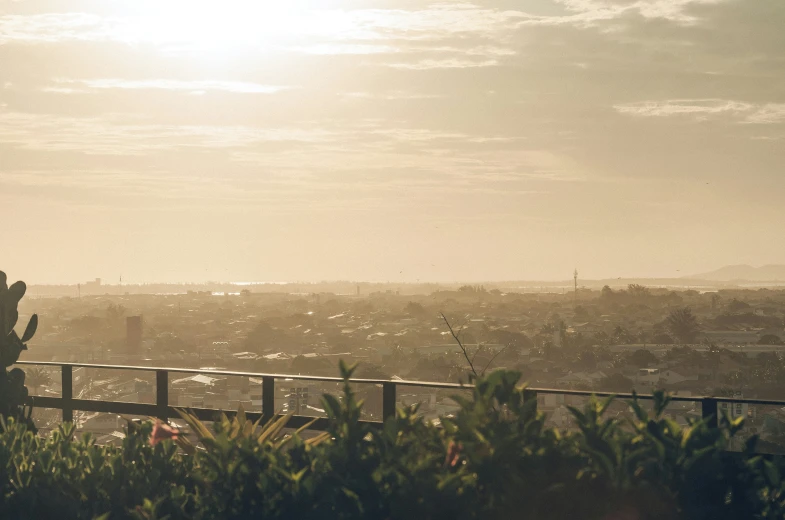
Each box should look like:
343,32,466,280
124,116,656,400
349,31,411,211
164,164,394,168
15,279,785,451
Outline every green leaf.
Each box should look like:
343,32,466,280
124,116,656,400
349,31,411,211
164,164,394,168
322,394,342,419
628,397,648,423
764,460,780,487
339,359,358,380
597,395,616,417
567,406,587,426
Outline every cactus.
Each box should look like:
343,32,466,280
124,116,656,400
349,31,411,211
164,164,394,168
0,271,37,431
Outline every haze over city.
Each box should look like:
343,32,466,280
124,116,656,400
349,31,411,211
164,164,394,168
2,0,784,284
7,2,785,517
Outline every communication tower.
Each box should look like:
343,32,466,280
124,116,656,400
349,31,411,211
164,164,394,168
573,269,578,306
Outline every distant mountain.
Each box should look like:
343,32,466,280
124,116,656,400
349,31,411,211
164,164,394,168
691,264,785,282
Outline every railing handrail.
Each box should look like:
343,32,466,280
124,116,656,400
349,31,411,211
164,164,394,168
15,360,785,405
14,361,467,389
12,360,781,433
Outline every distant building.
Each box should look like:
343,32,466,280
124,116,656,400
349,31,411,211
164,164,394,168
82,278,102,295
283,384,310,415
719,393,748,421
126,316,143,353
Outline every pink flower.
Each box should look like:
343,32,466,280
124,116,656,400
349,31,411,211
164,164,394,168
150,420,180,446
444,440,463,468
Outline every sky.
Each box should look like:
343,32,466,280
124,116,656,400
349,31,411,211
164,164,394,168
1,0,784,284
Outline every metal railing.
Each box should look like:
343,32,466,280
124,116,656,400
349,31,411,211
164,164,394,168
14,361,785,431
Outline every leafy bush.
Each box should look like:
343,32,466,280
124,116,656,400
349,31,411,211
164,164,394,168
1,362,785,519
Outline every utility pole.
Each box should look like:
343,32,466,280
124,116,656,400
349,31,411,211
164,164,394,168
574,269,578,307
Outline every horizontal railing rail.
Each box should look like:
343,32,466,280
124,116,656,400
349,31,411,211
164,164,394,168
13,361,782,431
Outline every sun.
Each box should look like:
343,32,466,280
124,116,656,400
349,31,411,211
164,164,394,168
112,0,330,54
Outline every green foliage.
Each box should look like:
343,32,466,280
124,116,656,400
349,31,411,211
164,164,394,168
629,348,659,367
1,366,785,519
760,334,783,346
666,307,701,344
24,367,52,393
0,272,37,431
597,372,635,393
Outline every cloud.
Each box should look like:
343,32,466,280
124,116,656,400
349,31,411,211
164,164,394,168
746,104,785,124
387,58,499,69
340,91,443,100
49,78,293,94
614,99,785,124
556,0,727,22
0,2,718,51
289,43,399,55
0,111,338,155
614,99,753,117
0,13,111,44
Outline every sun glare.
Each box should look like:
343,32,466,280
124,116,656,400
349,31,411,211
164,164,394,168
113,0,338,54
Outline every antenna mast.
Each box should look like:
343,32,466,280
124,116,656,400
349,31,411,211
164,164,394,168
573,268,578,306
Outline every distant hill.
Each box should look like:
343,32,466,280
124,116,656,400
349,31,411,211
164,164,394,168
691,264,785,282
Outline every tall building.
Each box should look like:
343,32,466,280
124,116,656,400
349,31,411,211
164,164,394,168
126,316,143,353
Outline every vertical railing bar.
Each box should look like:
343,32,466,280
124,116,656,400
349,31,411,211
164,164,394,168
262,376,275,422
702,397,718,429
523,389,538,414
62,365,73,423
382,382,396,422
156,370,169,421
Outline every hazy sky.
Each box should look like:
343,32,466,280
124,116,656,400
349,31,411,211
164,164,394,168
1,0,784,284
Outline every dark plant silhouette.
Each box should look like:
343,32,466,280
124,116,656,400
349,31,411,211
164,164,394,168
0,271,37,431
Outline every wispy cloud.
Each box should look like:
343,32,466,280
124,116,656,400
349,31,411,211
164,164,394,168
614,99,785,124
340,91,443,100
388,58,499,69
289,43,398,55
47,78,293,94
0,1,717,51
0,13,111,44
0,111,337,155
614,99,753,117
746,104,785,125
555,0,727,25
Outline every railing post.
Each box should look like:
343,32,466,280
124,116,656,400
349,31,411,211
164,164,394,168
524,389,538,413
156,370,169,420
262,376,275,421
62,365,73,423
702,397,718,429
382,382,396,422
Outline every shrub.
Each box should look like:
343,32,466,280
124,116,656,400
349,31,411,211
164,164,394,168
1,362,785,519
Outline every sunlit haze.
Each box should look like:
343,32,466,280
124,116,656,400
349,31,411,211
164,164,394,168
2,0,784,284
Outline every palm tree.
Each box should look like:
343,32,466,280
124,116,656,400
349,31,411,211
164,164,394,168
25,367,52,395
666,307,701,344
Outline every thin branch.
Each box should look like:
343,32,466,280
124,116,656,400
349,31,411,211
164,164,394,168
441,312,478,378
470,342,485,367
480,344,509,376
